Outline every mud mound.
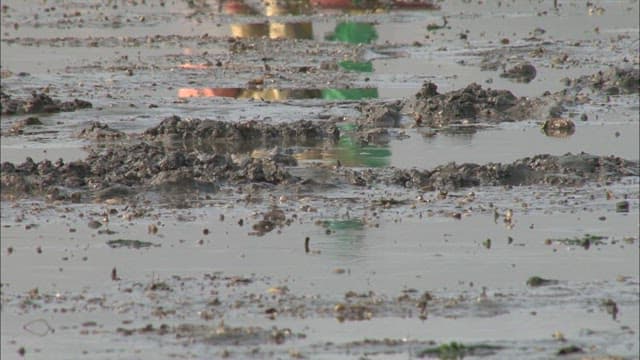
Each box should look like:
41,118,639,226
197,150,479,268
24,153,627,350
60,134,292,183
1,142,297,201
344,153,639,190
565,67,640,95
1,91,92,116
401,82,538,127
144,116,340,150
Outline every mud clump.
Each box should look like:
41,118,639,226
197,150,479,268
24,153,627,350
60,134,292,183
542,118,575,137
357,102,402,129
344,153,639,190
144,115,340,151
402,82,537,128
251,207,289,236
3,116,42,135
565,67,639,95
1,141,297,201
500,62,537,83
2,149,637,201
1,91,92,116
74,121,125,140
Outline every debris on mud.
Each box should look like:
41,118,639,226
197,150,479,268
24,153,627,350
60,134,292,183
1,91,92,116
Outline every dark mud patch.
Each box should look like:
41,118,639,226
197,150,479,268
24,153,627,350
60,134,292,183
1,91,91,116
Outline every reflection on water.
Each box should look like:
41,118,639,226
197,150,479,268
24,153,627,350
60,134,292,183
295,124,391,167
326,22,378,44
221,0,439,41
321,218,367,259
178,87,378,100
221,0,439,15
338,60,373,72
224,0,313,39
230,22,313,39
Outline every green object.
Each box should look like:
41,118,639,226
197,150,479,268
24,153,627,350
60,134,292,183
332,124,390,168
338,60,373,73
326,219,364,232
326,22,378,44
321,88,378,100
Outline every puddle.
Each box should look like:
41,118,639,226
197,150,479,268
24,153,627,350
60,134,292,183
387,121,640,170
